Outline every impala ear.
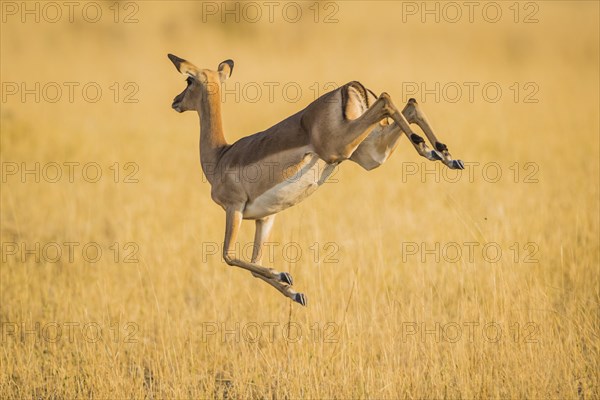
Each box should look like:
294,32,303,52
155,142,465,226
168,53,198,78
218,59,234,82
168,53,185,70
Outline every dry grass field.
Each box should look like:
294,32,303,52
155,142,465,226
1,1,598,398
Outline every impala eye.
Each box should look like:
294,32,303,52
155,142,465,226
186,77,193,85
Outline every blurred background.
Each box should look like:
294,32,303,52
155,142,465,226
1,1,598,398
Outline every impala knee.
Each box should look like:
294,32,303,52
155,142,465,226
377,92,390,100
378,92,399,116
402,99,418,123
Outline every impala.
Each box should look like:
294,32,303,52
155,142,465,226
168,54,464,306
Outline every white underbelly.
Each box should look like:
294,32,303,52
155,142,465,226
243,153,336,219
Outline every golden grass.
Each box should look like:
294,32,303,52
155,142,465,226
1,1,599,398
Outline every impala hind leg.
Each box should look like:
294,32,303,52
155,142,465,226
402,98,464,170
306,83,400,163
349,121,404,170
365,94,463,169
349,90,433,170
334,90,440,166
349,117,450,171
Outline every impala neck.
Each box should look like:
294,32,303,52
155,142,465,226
197,83,227,180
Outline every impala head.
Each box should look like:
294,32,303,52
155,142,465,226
168,54,234,113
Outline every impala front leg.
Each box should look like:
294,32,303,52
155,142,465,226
402,98,464,170
223,208,306,306
249,215,307,306
251,215,276,264
223,207,292,283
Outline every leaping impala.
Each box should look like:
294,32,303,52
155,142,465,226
168,54,464,306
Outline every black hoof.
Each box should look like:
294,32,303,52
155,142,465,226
279,272,293,285
294,293,307,306
451,160,465,169
431,150,443,161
